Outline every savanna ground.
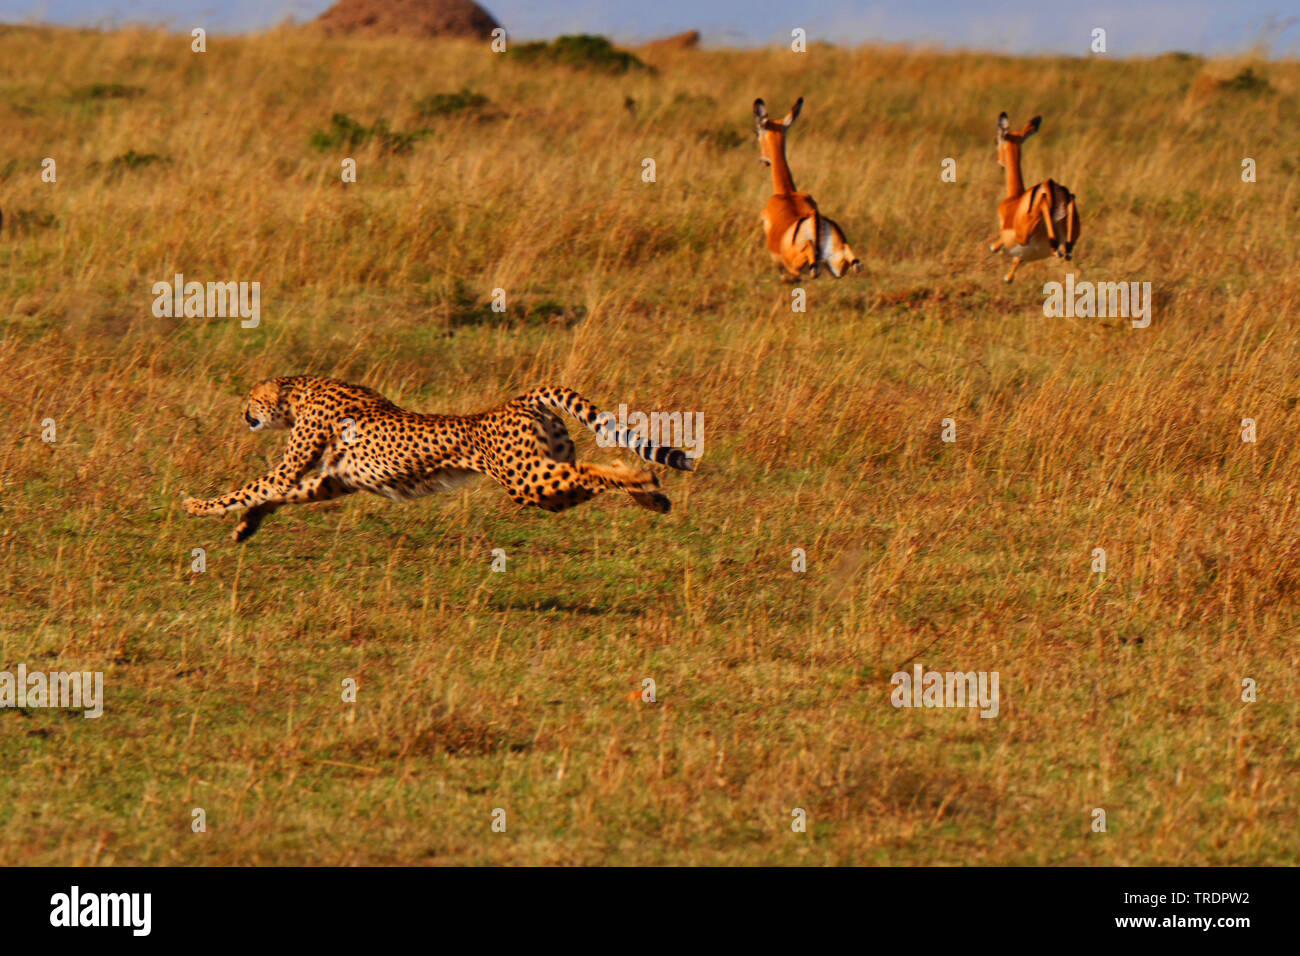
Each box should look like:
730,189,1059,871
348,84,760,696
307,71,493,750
0,25,1297,865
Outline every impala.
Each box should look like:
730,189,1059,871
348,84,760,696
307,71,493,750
753,97,860,280
989,112,1080,283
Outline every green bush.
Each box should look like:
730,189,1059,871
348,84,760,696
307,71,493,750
310,113,431,154
699,127,746,151
107,149,168,172
510,35,647,74
1221,67,1271,94
71,83,144,101
414,88,490,119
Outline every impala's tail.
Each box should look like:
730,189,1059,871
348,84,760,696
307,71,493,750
521,386,697,471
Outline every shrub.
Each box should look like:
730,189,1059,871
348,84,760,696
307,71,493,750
510,35,647,74
71,83,144,101
107,149,168,173
310,113,430,155
1221,67,1271,94
414,88,490,119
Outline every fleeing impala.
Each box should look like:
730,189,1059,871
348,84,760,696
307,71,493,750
988,112,1080,283
753,97,860,281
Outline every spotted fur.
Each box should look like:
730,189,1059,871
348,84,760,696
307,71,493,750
183,376,696,542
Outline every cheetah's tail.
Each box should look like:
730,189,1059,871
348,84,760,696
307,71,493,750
523,386,697,472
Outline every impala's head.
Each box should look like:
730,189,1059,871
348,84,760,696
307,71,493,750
753,97,803,166
242,378,292,432
996,112,1041,167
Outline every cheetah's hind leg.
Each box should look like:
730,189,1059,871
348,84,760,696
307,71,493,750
520,461,670,515
531,414,669,511
539,411,577,463
589,461,671,514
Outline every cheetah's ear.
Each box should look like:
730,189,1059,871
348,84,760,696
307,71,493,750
252,377,283,405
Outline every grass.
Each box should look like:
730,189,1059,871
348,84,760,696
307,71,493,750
0,24,1297,865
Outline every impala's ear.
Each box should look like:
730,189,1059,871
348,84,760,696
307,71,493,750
783,96,804,128
753,98,768,122
997,112,1009,141
1023,115,1042,138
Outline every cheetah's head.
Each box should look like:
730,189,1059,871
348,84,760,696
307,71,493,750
243,379,292,432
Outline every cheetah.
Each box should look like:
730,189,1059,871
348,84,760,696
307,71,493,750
183,376,697,542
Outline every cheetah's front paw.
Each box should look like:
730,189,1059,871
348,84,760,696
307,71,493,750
183,496,219,517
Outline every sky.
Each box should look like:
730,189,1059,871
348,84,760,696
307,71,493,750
4,0,1299,56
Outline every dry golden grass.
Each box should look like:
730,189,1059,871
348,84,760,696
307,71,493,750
0,25,1297,864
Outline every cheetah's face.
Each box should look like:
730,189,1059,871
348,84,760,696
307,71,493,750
243,380,291,432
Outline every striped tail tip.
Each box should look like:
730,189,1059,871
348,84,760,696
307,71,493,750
667,449,697,472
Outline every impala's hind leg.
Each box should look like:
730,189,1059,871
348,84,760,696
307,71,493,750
1064,195,1079,259
231,474,356,542
784,216,819,279
795,235,819,278
805,215,821,277
1003,257,1022,283
1033,188,1060,254
819,218,860,277
804,245,820,278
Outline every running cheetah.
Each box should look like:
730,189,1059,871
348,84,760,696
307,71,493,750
183,376,696,542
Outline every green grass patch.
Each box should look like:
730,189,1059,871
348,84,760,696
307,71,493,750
510,35,649,74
